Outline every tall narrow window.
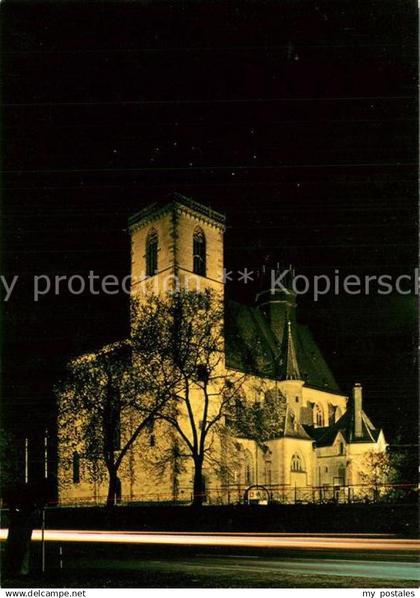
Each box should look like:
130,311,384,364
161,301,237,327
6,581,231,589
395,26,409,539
264,461,272,485
193,228,206,276
328,403,336,425
244,450,253,485
72,451,80,483
245,464,252,485
314,404,324,427
146,229,158,276
337,464,345,485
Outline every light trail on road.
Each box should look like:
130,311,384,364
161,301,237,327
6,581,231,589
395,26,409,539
82,555,420,582
1,529,419,552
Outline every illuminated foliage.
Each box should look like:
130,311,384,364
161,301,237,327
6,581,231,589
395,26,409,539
359,449,417,502
131,289,246,506
231,385,287,444
57,338,174,507
58,289,246,507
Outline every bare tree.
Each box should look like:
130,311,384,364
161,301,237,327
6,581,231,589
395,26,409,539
131,289,246,506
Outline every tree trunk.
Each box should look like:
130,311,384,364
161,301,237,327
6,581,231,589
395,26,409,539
106,468,118,508
192,458,205,506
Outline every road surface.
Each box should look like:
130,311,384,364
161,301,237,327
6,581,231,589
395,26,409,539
1,530,419,583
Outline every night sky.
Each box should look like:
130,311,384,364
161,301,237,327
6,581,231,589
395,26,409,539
1,1,418,483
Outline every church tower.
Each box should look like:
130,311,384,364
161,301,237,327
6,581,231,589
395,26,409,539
255,265,297,343
128,194,225,298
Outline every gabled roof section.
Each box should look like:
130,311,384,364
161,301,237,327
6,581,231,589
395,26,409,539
294,325,339,392
224,300,279,378
224,300,340,392
304,406,381,447
284,407,313,440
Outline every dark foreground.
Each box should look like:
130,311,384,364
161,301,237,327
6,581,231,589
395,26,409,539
12,503,417,535
2,532,419,588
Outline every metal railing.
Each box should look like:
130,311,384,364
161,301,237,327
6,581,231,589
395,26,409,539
55,482,418,508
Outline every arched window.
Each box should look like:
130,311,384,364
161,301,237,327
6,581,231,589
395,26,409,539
291,453,304,472
314,404,324,427
193,228,206,276
328,403,335,425
145,229,158,276
243,449,254,485
245,464,252,485
195,364,209,383
72,451,80,484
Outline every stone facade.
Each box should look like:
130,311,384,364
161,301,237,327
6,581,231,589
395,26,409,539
58,195,387,505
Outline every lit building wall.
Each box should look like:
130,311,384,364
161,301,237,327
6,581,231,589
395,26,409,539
57,197,388,506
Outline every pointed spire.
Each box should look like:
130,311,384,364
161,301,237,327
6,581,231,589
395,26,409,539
283,320,301,380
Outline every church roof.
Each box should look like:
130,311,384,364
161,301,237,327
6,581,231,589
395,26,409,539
304,406,381,447
224,300,340,393
284,410,313,440
283,320,301,380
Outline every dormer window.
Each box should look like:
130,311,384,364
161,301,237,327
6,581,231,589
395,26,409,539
193,228,206,276
146,229,158,276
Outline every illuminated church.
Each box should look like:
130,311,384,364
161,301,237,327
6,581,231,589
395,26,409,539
59,194,387,505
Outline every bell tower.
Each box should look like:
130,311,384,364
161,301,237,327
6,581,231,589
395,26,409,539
128,194,226,299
